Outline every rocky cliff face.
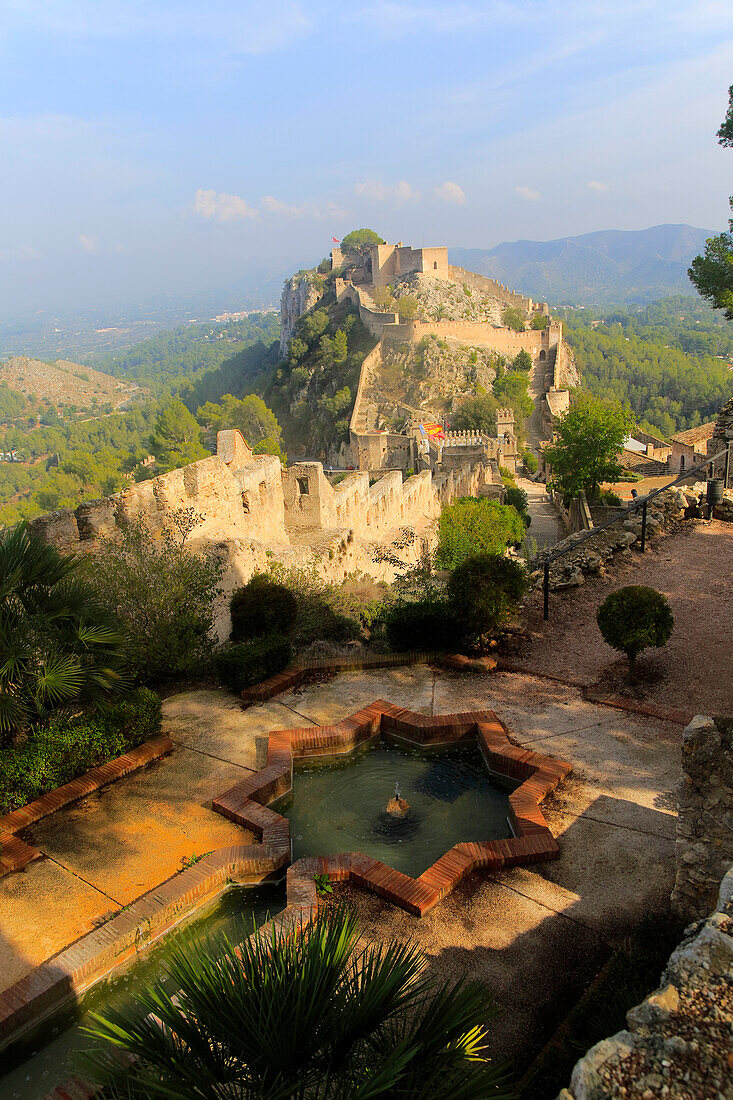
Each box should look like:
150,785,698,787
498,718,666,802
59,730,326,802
279,274,322,354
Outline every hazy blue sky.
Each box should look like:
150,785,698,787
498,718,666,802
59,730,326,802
1,0,732,316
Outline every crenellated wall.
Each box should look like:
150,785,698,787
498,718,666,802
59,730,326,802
28,429,490,637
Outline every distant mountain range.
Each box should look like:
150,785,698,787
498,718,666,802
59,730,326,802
450,224,714,307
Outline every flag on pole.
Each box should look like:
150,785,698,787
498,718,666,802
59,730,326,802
332,236,340,244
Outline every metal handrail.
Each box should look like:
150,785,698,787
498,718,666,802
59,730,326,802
540,443,731,620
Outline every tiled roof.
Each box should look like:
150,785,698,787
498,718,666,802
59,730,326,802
671,422,716,447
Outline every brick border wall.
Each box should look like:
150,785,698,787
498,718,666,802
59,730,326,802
0,736,174,879
213,699,571,917
241,650,695,727
0,842,289,1053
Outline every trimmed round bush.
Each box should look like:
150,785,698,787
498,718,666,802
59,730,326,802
384,598,458,653
213,635,293,692
447,553,528,645
230,574,297,641
597,585,673,681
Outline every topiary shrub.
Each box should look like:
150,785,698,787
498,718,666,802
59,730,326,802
213,635,293,692
384,597,458,653
447,554,528,647
230,575,298,641
596,585,674,682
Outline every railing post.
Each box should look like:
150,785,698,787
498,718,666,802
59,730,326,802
543,561,550,621
640,500,647,553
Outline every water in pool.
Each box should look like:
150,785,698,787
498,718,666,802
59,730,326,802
0,884,284,1100
289,740,515,877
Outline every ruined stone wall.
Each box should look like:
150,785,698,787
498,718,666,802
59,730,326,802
558,864,733,1100
671,714,733,922
446,264,547,313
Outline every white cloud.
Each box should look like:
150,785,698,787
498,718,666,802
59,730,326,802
434,181,466,204
193,188,258,222
0,244,40,262
588,179,609,192
355,178,417,203
261,195,349,219
515,185,541,201
78,233,99,252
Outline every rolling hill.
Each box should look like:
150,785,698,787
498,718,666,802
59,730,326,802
450,224,714,306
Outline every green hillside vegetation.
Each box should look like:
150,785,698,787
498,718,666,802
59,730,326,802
92,314,280,392
0,314,282,525
267,280,377,457
560,297,733,437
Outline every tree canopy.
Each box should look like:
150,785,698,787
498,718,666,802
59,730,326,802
150,400,207,471
339,228,385,255
197,394,285,461
689,85,733,317
544,394,634,501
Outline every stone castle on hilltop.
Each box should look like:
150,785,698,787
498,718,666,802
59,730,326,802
30,240,578,634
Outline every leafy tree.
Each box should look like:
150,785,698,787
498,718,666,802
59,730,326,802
81,905,509,1099
340,227,385,254
196,394,285,461
544,395,635,501
451,393,498,433
493,371,533,420
501,306,526,332
513,348,533,372
504,485,530,526
448,553,528,644
436,497,526,569
89,516,223,682
689,85,733,317
371,286,396,311
150,399,207,471
0,523,124,742
597,585,674,682
530,313,549,330
397,295,419,321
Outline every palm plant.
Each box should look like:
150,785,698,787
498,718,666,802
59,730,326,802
0,522,124,742
82,905,510,1099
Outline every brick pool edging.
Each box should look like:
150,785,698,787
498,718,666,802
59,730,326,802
0,735,174,879
213,699,572,917
240,650,695,727
0,841,289,1053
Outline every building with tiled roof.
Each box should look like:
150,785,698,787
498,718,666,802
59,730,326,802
669,422,716,473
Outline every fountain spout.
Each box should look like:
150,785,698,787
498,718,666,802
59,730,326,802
385,780,409,818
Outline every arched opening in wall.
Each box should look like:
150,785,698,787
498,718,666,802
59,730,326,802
241,491,250,514
539,350,546,362
297,477,309,496
433,261,438,270
680,454,685,471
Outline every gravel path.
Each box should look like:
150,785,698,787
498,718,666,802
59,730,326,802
515,520,733,715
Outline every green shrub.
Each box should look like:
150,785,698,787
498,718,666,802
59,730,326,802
447,554,528,646
436,497,526,569
230,574,298,641
0,688,162,815
504,485,529,515
90,518,222,683
597,586,674,682
384,597,457,652
265,563,362,647
600,490,623,506
213,635,293,692
520,446,539,474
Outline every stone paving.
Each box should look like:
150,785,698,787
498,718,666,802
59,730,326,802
0,666,682,1072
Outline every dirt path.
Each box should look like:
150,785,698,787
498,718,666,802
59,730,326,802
515,520,733,715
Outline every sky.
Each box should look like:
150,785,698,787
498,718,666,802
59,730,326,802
1,0,732,318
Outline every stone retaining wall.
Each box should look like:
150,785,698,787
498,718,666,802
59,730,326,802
671,715,733,922
558,865,733,1100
